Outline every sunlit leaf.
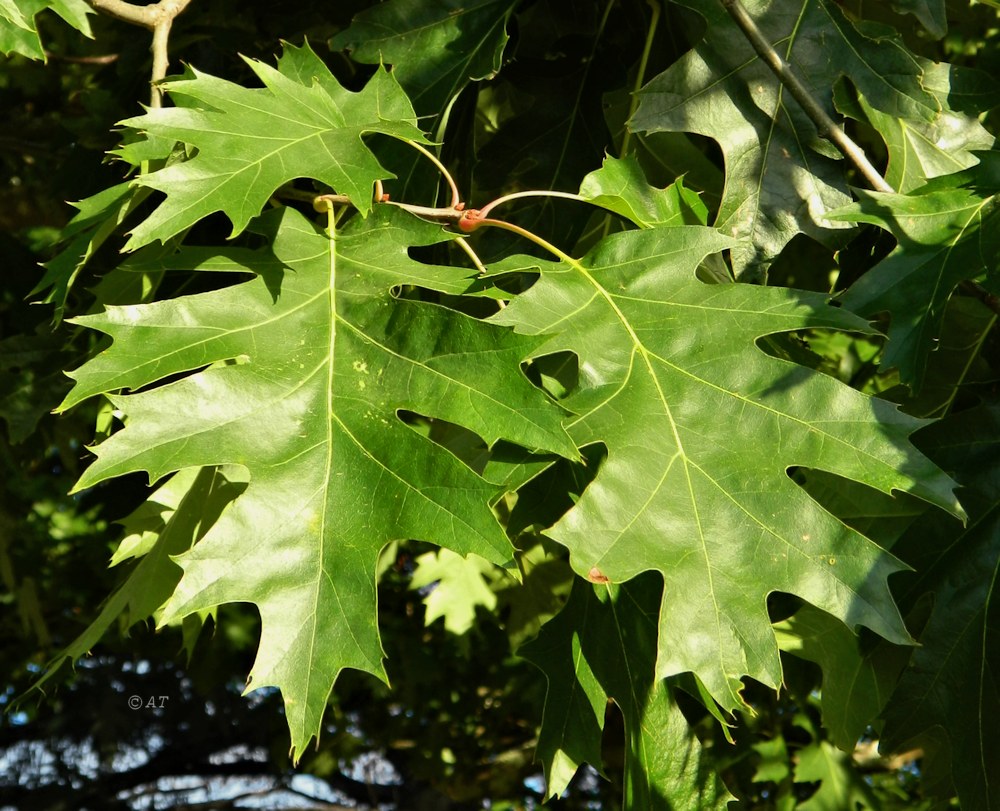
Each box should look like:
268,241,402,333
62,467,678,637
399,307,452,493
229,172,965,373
62,205,575,757
633,0,944,277
496,224,962,712
119,42,427,250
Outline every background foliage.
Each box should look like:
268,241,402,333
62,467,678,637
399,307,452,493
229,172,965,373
2,1,999,809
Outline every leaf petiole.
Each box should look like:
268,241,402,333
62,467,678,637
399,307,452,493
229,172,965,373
473,217,577,267
404,139,462,208
476,190,590,220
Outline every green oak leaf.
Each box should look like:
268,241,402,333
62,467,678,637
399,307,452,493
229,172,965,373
773,603,909,751
119,41,427,251
521,576,734,808
494,225,963,714
0,0,92,60
330,0,518,119
880,404,1000,810
410,548,498,635
31,466,245,695
495,539,573,649
0,329,70,443
794,740,879,811
752,736,791,785
831,152,1000,389
632,0,942,278
798,469,926,550
31,183,150,321
579,155,709,229
891,0,946,38
836,62,997,193
878,296,998,420
61,204,576,758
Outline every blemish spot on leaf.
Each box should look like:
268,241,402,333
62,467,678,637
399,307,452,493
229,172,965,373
587,566,609,584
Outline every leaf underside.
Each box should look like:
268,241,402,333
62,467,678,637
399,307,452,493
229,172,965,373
522,576,734,808
833,154,1000,389
632,0,973,279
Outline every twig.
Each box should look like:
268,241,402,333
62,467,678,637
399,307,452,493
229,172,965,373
853,740,923,772
719,0,1000,317
43,51,120,64
455,236,488,275
87,0,194,107
88,0,191,29
621,0,660,157
383,200,465,222
959,280,1000,315
406,140,461,208
476,190,588,219
719,0,893,194
311,192,466,223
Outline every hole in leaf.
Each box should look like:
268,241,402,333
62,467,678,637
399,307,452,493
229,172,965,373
766,592,804,624
406,243,449,267
434,291,507,319
128,364,212,396
397,411,490,475
789,467,927,550
755,328,884,390
480,269,540,297
765,234,838,292
521,351,579,401
506,443,606,539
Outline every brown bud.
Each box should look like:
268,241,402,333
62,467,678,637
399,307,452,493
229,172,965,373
587,566,610,584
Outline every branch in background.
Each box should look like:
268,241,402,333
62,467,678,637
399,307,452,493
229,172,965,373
87,0,194,107
719,0,893,194
87,0,191,29
720,0,1000,317
959,280,1000,315
853,740,923,773
43,51,119,64
621,0,660,157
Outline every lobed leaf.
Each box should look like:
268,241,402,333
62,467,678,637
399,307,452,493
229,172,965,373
32,467,246,695
410,548,498,636
330,0,518,119
836,62,997,194
831,152,1000,389
794,740,879,811
774,603,909,751
579,155,709,229
632,0,946,278
0,0,93,60
881,404,1000,810
521,576,733,808
32,183,150,321
119,42,427,250
495,224,963,713
62,205,576,757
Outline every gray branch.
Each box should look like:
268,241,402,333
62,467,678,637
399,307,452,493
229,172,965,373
720,0,894,194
